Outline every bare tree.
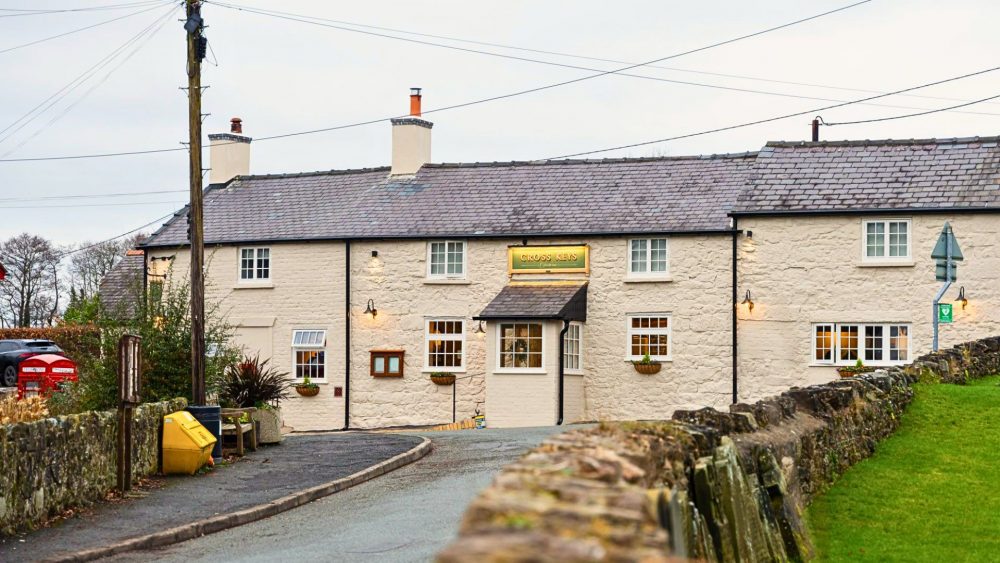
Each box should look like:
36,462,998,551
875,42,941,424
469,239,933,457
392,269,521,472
0,233,62,327
67,232,147,299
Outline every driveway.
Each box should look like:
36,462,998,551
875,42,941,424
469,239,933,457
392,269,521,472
107,426,568,563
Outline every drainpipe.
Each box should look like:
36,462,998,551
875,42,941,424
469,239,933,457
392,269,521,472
731,218,739,404
344,240,351,430
557,319,569,425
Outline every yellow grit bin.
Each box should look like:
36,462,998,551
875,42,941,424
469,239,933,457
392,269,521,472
162,411,217,475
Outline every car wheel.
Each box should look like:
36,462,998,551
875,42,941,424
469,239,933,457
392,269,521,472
2,365,16,387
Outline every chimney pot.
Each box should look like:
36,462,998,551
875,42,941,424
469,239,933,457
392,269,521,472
409,87,422,117
231,117,243,134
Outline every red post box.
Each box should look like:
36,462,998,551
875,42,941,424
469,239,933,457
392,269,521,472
18,354,78,400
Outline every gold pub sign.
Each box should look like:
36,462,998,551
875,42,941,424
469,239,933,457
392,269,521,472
508,245,590,274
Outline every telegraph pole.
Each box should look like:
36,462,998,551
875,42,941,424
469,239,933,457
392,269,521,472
185,0,206,405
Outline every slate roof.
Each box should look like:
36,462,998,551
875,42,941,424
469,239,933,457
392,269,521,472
98,252,144,317
141,154,756,247
732,137,1000,215
476,283,588,321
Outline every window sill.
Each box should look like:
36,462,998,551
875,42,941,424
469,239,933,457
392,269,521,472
808,363,906,368
857,260,914,268
421,368,467,374
565,370,584,376
492,369,547,375
233,282,275,289
624,275,673,283
292,379,328,385
625,358,673,363
423,278,471,285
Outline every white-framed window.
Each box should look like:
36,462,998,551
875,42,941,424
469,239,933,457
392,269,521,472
862,219,910,261
497,322,544,371
427,240,466,279
627,314,672,361
292,329,326,380
812,323,910,365
425,318,465,371
240,247,271,280
628,238,669,277
563,322,583,374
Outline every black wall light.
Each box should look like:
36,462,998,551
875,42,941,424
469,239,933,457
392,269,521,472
363,299,378,317
741,290,754,313
956,286,968,309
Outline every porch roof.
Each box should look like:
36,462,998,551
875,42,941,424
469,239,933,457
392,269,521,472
474,282,587,322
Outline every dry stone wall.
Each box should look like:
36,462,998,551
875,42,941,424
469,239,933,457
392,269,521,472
439,336,1000,562
0,398,185,535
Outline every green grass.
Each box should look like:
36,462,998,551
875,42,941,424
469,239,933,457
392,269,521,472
807,376,1000,562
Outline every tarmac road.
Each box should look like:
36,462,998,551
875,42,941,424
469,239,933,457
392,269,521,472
106,426,568,563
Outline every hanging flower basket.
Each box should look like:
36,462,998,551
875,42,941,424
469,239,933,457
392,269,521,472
295,377,320,396
836,366,875,378
632,362,662,375
430,373,456,385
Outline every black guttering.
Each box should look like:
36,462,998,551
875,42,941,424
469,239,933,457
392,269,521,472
729,206,1000,218
141,229,736,250
344,240,351,430
731,219,739,405
557,320,570,426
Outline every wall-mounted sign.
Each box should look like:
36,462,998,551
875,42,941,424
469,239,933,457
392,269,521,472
508,245,589,274
938,303,953,324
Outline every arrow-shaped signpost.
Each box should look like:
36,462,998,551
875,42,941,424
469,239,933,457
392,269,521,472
931,222,963,351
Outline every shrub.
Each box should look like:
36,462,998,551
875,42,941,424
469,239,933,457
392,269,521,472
219,355,291,409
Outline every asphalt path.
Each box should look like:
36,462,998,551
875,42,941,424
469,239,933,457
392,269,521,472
106,426,567,563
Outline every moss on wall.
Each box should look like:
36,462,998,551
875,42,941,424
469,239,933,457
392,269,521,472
0,398,186,536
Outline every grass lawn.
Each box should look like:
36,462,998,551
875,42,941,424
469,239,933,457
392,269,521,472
807,376,1000,562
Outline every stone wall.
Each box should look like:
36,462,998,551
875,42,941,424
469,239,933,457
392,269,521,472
0,399,185,535
439,337,1000,562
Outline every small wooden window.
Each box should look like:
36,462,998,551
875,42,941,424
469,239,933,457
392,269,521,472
370,350,404,377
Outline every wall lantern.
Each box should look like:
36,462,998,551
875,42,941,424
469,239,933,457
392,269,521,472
473,320,486,335
741,290,754,313
956,286,968,310
363,299,378,318
371,250,378,258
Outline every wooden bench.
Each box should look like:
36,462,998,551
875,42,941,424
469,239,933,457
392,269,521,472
221,407,258,456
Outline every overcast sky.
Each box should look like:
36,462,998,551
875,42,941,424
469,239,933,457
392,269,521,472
1,0,998,247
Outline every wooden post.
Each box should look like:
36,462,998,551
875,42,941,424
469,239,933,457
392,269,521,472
186,0,207,405
117,335,142,493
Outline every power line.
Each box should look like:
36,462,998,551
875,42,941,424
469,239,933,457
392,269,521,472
57,210,179,259
0,1,165,18
209,0,999,118
0,1,171,55
0,0,872,163
0,188,187,203
0,4,178,154
5,200,184,209
822,92,1000,126
545,66,1000,159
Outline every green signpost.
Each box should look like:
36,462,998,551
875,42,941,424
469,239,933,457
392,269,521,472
938,303,953,324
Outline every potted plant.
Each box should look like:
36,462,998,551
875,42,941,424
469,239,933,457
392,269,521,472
837,358,876,378
430,372,456,385
295,376,320,397
220,355,291,444
631,353,662,375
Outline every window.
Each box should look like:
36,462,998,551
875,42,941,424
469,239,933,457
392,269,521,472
427,241,466,279
627,314,671,360
371,350,404,377
240,247,271,280
498,322,543,370
863,220,910,261
563,322,583,373
425,319,465,371
292,329,325,380
812,323,910,365
628,239,669,277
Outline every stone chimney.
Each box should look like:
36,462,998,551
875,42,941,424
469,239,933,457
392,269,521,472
208,117,251,185
390,88,432,176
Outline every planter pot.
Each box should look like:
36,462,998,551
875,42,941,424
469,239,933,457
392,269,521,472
252,408,283,444
633,363,662,375
430,374,456,385
295,385,319,397
837,367,875,378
